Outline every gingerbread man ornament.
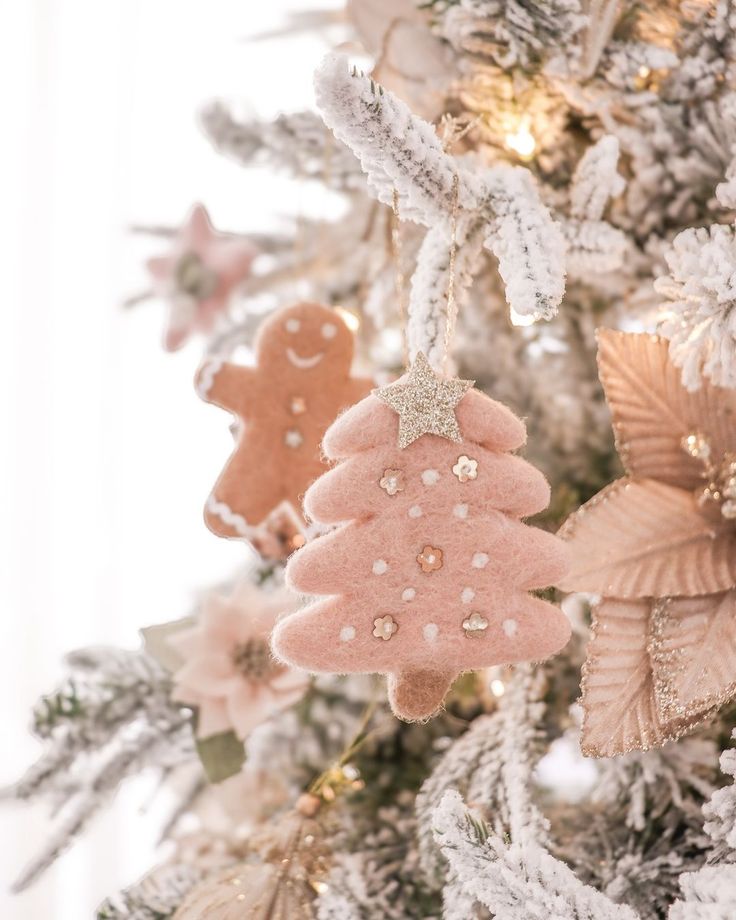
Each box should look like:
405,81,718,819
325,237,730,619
196,302,372,542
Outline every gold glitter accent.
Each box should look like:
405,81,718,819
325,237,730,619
373,615,398,640
417,545,443,573
379,468,405,496
374,352,473,449
680,432,736,522
462,611,488,636
452,455,478,482
681,432,711,461
649,593,736,726
290,396,307,415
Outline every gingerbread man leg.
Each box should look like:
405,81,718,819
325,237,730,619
205,445,287,537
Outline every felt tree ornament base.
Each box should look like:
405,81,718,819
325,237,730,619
196,302,372,547
273,354,571,721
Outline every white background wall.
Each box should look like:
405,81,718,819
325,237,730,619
0,2,340,916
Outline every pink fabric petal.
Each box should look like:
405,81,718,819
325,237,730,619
185,203,215,251
225,682,279,740
201,596,253,645
166,625,205,658
269,668,309,699
196,697,232,739
174,654,238,696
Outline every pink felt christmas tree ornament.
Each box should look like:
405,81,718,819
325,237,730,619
272,353,571,721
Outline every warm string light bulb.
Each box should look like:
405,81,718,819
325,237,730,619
334,305,360,332
505,116,536,160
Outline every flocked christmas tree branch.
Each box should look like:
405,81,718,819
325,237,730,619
314,53,566,361
433,790,640,920
7,647,196,892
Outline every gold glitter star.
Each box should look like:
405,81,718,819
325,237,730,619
374,352,474,449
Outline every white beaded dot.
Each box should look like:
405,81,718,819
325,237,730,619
472,552,489,569
408,505,423,518
453,503,468,519
502,619,518,637
285,318,300,333
372,559,388,575
340,626,356,641
421,469,440,486
423,623,439,641
402,587,416,602
461,587,475,604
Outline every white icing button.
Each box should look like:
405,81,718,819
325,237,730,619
423,623,439,641
453,503,468,519
285,318,300,333
321,322,337,339
408,505,423,518
461,587,475,604
402,588,416,602
472,552,489,569
340,626,356,641
372,559,388,575
284,428,304,449
421,469,440,485
502,619,518,637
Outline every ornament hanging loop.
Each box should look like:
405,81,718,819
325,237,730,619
443,173,460,375
391,188,409,370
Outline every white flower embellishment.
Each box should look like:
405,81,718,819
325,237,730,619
373,614,399,641
379,469,405,496
452,455,478,482
462,612,488,637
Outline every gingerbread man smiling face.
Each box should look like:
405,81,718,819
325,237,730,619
196,302,373,542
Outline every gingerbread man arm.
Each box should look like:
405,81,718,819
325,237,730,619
195,358,258,416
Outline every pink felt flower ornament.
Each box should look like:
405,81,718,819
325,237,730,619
147,203,258,352
166,581,308,740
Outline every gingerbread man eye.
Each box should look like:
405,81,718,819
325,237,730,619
285,319,301,333
321,322,337,340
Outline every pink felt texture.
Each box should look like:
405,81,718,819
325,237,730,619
196,302,372,537
273,389,571,721
323,388,527,458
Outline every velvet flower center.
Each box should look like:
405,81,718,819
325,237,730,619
231,638,278,681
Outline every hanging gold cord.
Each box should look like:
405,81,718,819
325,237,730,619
391,188,410,370
443,173,460,374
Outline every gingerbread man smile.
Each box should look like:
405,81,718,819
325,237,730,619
286,348,325,369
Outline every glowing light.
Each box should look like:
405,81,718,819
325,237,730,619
312,881,329,894
490,679,506,697
505,118,536,159
335,305,360,332
509,307,538,327
637,65,651,79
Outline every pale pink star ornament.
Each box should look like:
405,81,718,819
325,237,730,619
147,203,257,351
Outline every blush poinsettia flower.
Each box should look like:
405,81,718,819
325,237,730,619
166,581,308,740
147,203,258,352
558,330,736,598
558,331,736,756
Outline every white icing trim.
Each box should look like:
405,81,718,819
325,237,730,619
286,348,324,369
205,494,249,536
196,356,225,398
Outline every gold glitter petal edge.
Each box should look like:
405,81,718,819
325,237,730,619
580,597,713,758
